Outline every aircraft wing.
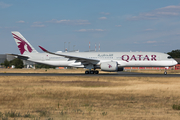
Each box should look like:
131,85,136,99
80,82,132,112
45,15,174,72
8,54,29,60
39,46,99,64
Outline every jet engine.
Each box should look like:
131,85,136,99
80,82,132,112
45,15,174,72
100,62,124,72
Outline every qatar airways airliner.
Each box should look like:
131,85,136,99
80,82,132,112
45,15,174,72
10,31,177,75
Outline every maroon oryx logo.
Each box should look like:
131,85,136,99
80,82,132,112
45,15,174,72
12,33,32,55
108,64,112,68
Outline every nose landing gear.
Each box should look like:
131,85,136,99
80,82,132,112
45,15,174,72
164,67,168,75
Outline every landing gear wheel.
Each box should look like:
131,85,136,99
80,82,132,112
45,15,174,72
164,71,167,75
94,70,99,74
90,71,94,74
85,70,89,74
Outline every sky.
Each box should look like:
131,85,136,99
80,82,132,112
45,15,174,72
1,0,180,54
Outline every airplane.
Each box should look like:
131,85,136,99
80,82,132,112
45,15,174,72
10,31,178,75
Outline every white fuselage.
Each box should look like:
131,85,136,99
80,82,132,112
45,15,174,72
23,52,177,68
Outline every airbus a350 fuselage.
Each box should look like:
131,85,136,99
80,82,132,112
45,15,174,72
23,52,177,68
10,31,178,74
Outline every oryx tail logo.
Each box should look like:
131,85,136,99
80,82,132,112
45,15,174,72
12,33,32,55
108,64,112,68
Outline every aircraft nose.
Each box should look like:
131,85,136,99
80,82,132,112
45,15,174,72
173,60,178,65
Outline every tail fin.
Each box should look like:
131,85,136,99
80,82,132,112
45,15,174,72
11,31,38,55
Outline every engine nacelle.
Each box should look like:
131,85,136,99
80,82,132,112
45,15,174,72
100,62,124,72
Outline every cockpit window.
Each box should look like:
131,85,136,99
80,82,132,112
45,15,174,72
167,56,172,59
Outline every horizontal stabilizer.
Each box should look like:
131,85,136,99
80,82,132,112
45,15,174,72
8,54,29,60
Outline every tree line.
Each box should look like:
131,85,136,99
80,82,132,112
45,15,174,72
1,58,24,68
167,49,180,58
1,58,55,69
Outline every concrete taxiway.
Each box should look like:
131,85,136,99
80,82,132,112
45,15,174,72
0,72,180,77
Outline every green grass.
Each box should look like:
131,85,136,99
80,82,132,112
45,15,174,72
172,104,180,110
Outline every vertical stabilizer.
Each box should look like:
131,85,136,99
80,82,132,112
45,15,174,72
11,31,38,55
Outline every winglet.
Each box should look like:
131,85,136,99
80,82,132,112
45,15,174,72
39,46,48,52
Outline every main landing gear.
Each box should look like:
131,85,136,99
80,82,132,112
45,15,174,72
85,70,99,74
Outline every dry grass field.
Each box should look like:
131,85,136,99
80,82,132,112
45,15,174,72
0,69,180,119
128,69,180,74
1,68,180,75
0,68,110,74
0,68,86,73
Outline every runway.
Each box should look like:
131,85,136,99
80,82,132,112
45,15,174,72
0,72,180,77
